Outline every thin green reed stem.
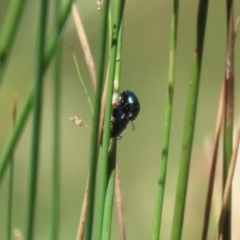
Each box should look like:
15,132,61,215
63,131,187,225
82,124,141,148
72,48,94,114
7,98,17,240
0,0,73,184
170,0,208,239
7,152,14,240
151,1,179,239
50,0,62,239
113,22,124,240
0,0,27,85
222,1,234,239
101,141,117,240
108,8,112,56
51,51,61,240
95,1,125,239
84,0,110,239
100,21,123,240
25,1,48,239
113,21,123,93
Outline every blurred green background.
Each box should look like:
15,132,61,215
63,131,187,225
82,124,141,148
0,0,240,239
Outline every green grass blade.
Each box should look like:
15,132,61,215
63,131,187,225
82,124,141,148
7,154,14,240
170,0,209,239
101,141,117,240
108,8,112,56
113,21,123,93
84,0,110,239
103,19,123,240
51,52,61,240
0,0,74,184
7,98,17,240
25,0,48,239
151,0,179,239
95,1,125,238
112,21,124,239
0,0,27,85
72,48,94,114
50,0,62,239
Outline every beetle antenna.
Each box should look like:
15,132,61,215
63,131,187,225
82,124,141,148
130,121,135,130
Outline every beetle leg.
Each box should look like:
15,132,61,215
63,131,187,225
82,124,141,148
130,121,135,130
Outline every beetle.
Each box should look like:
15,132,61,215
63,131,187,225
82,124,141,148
110,90,140,138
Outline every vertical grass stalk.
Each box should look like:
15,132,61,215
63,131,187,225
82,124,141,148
115,167,125,240
7,97,17,240
101,141,117,240
113,21,123,93
151,0,179,239
0,0,27,85
50,0,62,239
94,1,125,239
83,0,111,239
25,1,48,239
170,0,209,239
7,146,14,240
51,47,61,240
101,20,123,240
0,0,74,184
108,8,113,56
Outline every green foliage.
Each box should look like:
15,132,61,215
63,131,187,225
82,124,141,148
0,1,239,240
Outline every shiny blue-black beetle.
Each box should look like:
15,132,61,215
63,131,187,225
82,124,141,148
110,90,140,138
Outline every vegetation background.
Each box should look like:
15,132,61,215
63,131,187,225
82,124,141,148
0,0,240,239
